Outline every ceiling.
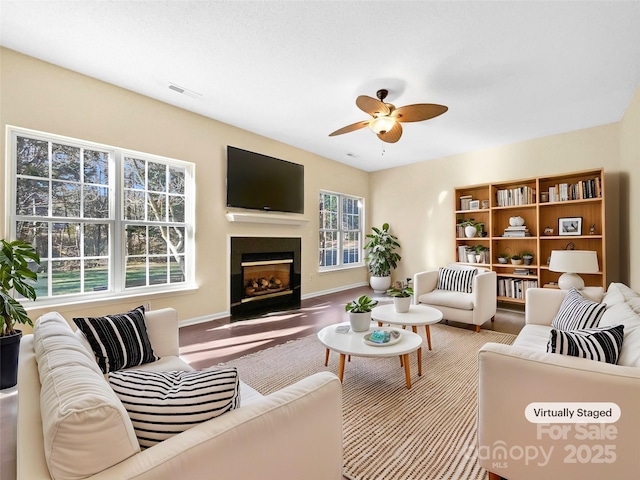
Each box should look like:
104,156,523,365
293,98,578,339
1,1,639,172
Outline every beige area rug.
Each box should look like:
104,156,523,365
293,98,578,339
223,324,516,480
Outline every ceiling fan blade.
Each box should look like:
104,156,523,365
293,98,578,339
356,95,390,117
392,104,448,123
377,122,402,143
328,120,371,137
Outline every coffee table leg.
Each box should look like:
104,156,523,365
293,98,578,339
417,347,422,376
402,353,411,389
324,348,330,366
425,325,432,350
338,353,346,382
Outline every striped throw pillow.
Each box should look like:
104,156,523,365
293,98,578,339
73,306,159,373
547,325,624,364
109,368,240,448
436,267,478,293
551,288,606,331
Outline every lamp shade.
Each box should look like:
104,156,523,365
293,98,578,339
548,250,599,290
369,116,396,134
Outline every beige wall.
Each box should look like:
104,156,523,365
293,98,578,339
620,84,640,290
0,48,369,329
369,122,626,287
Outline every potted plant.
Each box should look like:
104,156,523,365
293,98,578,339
387,281,414,313
1,239,40,389
521,251,534,265
497,252,510,264
364,223,401,293
510,254,523,265
458,219,479,238
474,245,489,263
345,294,378,332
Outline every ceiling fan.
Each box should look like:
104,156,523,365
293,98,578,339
329,89,448,143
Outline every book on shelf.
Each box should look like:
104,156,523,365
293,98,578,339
513,268,534,275
459,195,473,210
504,226,528,231
496,186,536,207
503,231,531,237
548,177,602,202
497,278,538,299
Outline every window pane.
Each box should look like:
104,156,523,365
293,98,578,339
16,221,49,258
17,136,49,177
168,195,185,222
84,149,109,185
51,223,80,258
148,193,167,222
169,167,185,194
16,179,49,216
148,226,166,255
124,190,146,220
125,258,146,288
52,144,81,181
126,225,147,256
170,256,185,283
124,157,145,189
149,257,168,285
168,226,185,254
148,162,166,192
33,262,49,298
84,224,109,257
84,259,108,292
83,185,109,219
52,181,81,217
343,232,361,264
52,260,81,296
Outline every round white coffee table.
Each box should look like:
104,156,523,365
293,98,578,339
372,304,443,350
317,322,423,389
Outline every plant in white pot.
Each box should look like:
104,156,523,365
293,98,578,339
345,295,378,332
386,283,414,313
1,239,40,389
364,223,401,293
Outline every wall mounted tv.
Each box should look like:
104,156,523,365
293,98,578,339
226,146,304,214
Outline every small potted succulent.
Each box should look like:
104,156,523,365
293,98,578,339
521,251,534,265
387,280,414,313
345,295,378,332
510,254,523,265
497,252,510,264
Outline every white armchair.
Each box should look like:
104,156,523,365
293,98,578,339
413,264,497,332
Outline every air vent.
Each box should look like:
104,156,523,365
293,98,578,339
168,82,202,99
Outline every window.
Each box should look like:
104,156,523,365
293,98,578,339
8,127,195,303
319,191,363,269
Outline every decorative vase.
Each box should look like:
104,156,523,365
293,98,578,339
523,255,533,265
509,216,525,227
348,312,372,332
464,225,477,238
393,296,412,313
369,275,391,293
467,252,477,263
475,254,482,263
0,330,22,389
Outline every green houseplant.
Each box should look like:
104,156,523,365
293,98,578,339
364,223,401,293
387,282,414,313
345,295,378,332
1,239,40,389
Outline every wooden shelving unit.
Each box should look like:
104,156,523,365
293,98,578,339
455,168,606,305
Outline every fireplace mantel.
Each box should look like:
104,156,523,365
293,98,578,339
225,211,309,226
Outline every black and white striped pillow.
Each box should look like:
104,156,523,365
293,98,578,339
436,267,478,293
547,325,624,364
551,288,606,331
73,306,159,374
108,368,240,449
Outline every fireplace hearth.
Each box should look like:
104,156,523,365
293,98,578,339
230,237,301,319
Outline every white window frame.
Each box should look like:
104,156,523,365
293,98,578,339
6,126,196,307
318,190,364,272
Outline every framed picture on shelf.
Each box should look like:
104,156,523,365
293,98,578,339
558,217,582,236
469,200,480,210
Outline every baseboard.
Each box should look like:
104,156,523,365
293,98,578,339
179,310,230,328
300,282,369,300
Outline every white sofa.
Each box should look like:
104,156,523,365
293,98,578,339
17,308,343,480
478,283,640,480
414,264,497,332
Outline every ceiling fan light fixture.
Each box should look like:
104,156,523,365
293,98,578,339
369,115,396,134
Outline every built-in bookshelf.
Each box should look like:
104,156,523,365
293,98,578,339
455,168,606,305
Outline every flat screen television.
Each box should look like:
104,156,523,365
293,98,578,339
226,146,304,214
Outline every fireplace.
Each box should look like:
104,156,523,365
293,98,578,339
230,237,301,319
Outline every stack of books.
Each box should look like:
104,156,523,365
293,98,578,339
513,268,534,275
503,226,531,237
459,195,473,210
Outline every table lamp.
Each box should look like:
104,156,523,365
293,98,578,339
548,250,599,290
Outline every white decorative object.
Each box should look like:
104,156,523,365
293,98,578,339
464,225,477,238
549,250,599,290
393,296,412,313
509,216,525,227
370,275,391,293
348,312,372,332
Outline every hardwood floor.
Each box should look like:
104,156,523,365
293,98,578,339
0,285,524,480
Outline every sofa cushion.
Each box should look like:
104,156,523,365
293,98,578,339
74,306,159,373
418,289,474,310
512,324,552,351
602,282,626,306
547,325,624,364
436,267,477,294
34,313,140,480
599,301,640,367
109,368,241,449
551,288,606,331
